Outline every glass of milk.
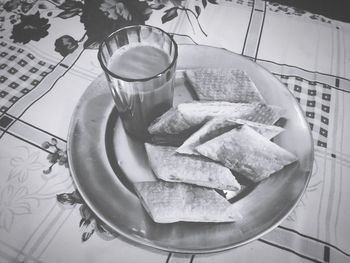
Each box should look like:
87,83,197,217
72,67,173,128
98,25,178,140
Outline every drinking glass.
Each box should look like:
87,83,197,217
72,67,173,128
98,25,178,139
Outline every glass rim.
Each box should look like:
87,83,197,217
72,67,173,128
97,25,178,83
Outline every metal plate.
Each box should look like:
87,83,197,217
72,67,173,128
67,45,313,253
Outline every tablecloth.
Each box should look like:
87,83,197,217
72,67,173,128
0,0,349,262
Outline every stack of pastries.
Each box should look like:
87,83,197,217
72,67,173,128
133,68,297,223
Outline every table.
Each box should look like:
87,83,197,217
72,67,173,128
0,0,349,262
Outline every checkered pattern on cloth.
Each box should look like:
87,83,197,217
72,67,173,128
0,41,55,113
278,75,331,148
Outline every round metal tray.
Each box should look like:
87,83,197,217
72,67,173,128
67,44,313,253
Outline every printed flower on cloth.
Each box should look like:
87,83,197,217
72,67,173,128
54,35,79,57
3,0,35,13
0,184,37,232
99,0,152,21
10,11,50,44
1,0,211,56
81,0,153,48
3,0,21,12
9,149,44,182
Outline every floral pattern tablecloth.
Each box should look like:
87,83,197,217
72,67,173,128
0,0,350,262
